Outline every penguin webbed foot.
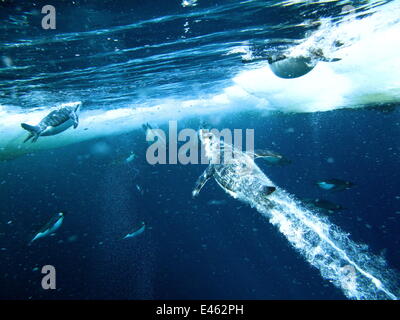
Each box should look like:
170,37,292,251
23,134,39,143
73,118,79,129
23,135,33,143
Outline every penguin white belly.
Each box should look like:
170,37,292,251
41,119,73,137
31,216,64,243
318,182,335,190
47,217,64,234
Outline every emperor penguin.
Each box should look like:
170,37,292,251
21,101,82,143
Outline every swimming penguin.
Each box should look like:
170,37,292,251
182,0,197,7
249,149,291,166
316,179,354,192
109,151,137,166
124,152,137,163
268,48,341,79
192,129,276,200
21,101,82,143
30,212,64,243
303,198,344,213
123,222,145,239
240,39,339,79
268,55,317,79
241,50,317,78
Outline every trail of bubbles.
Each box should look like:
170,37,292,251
249,188,399,299
199,124,399,300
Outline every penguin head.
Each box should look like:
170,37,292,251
199,129,220,161
269,56,317,79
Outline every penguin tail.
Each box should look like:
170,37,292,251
21,123,41,143
21,123,40,133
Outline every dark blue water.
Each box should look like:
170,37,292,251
0,0,385,109
1,107,399,299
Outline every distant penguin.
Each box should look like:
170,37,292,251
250,149,291,166
30,212,64,243
303,198,344,213
316,179,354,192
269,56,317,79
123,222,145,239
241,50,318,79
268,49,341,79
21,101,81,143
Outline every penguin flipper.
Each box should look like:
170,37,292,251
192,165,214,198
23,133,34,143
71,113,79,129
